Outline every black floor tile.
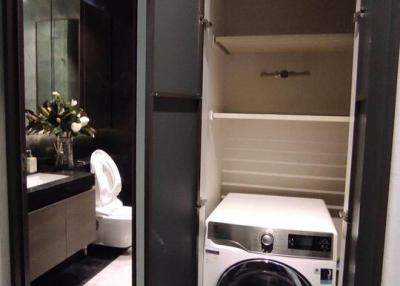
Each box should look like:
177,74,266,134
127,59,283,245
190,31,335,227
31,245,127,286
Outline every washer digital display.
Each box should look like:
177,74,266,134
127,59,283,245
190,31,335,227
288,234,332,252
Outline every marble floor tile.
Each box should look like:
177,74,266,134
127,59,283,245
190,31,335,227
84,248,132,286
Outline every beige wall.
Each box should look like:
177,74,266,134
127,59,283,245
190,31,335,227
381,51,400,286
215,0,355,36
221,51,353,115
0,1,11,284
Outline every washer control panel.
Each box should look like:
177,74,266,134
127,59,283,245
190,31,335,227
208,222,334,260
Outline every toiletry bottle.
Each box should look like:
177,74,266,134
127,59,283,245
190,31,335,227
26,149,37,174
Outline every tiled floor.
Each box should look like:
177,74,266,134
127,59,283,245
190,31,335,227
31,245,130,286
84,248,132,286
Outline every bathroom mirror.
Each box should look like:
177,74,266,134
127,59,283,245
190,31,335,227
24,0,80,111
36,19,79,106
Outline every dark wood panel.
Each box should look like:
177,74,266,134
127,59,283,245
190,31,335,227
29,201,67,281
66,189,96,256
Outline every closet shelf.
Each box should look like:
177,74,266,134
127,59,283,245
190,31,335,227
211,112,350,123
221,182,344,196
215,33,354,54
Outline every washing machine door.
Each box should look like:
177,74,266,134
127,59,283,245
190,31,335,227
217,259,311,286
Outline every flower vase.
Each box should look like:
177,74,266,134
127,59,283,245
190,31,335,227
55,135,74,169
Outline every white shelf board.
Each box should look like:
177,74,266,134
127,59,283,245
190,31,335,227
222,169,346,182
216,33,354,54
221,182,344,196
211,112,350,123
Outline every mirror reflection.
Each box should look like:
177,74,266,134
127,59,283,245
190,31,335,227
24,0,80,111
22,0,135,284
36,19,79,105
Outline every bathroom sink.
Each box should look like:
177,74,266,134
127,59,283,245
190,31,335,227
27,171,94,212
27,173,69,189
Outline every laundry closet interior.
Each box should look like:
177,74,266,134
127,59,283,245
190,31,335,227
199,0,357,282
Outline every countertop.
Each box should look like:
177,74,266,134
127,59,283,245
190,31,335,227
27,170,95,212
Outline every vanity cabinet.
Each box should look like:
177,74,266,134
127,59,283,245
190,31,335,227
29,199,67,281
29,189,96,281
66,190,96,256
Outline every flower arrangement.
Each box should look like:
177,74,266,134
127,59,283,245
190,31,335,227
26,91,95,138
25,91,95,169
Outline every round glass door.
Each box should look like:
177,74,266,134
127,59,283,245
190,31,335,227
217,259,311,286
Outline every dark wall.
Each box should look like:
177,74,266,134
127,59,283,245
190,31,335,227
81,0,112,128
108,0,136,205
79,0,136,205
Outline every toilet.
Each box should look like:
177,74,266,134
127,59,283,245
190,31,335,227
91,149,132,248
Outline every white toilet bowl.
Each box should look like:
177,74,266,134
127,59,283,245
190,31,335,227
91,150,132,248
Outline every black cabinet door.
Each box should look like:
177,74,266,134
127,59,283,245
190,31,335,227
151,0,203,96
343,0,400,285
145,0,204,285
147,99,200,286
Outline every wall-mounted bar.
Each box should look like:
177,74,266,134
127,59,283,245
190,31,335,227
260,70,311,79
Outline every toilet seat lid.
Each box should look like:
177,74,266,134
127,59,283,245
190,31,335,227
90,150,122,208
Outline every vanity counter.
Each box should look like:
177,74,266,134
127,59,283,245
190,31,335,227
27,171,95,212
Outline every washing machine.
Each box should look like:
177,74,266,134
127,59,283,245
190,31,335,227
203,193,338,286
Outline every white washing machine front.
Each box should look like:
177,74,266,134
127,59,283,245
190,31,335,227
203,194,338,286
204,239,336,286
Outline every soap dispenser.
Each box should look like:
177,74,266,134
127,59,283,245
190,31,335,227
26,149,37,174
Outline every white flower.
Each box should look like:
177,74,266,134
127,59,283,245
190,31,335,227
80,116,90,127
52,91,61,97
71,99,78,107
71,122,82,133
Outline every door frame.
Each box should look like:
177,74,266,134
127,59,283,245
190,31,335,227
2,0,30,285
3,0,400,285
3,0,139,285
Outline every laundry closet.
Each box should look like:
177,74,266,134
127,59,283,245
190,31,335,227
199,0,357,284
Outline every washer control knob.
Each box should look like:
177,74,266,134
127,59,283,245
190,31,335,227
261,233,274,252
